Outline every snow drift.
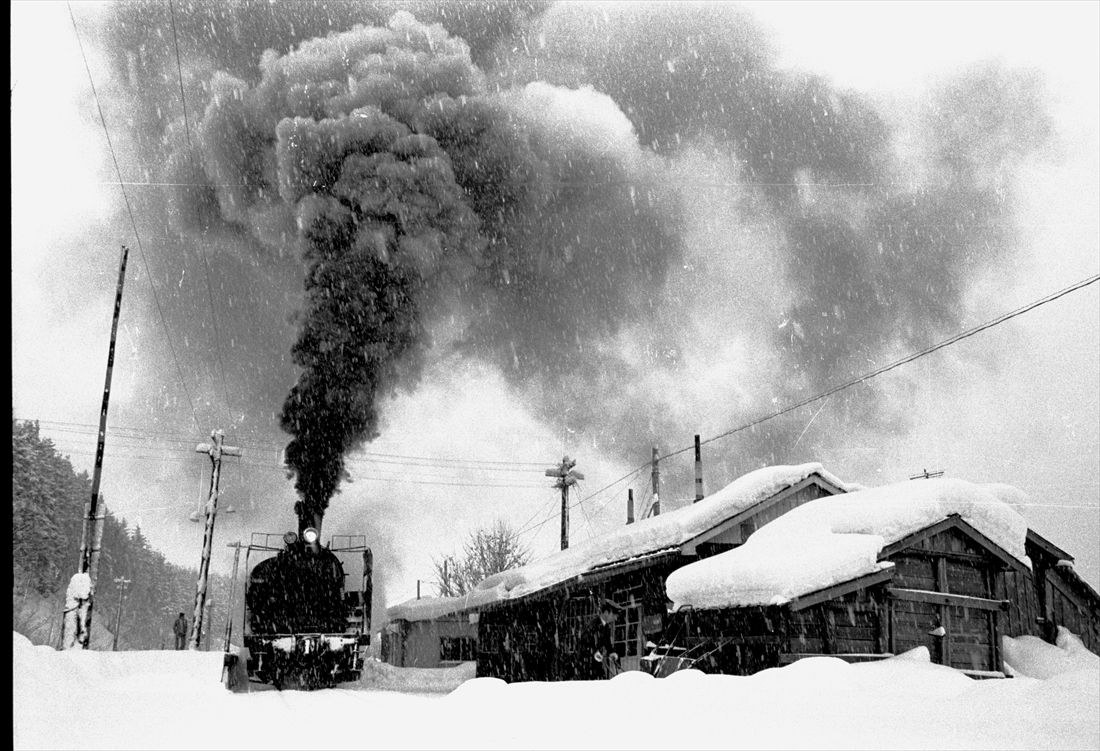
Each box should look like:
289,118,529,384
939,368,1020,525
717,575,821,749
13,630,1099,750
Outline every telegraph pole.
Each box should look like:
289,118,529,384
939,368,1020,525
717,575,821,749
62,245,128,651
189,429,241,650
545,456,584,550
111,577,130,651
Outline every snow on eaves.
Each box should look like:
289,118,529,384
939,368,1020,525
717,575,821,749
463,463,849,609
666,477,1031,611
386,589,500,623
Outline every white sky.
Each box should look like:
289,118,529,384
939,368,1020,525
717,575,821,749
10,1,1100,604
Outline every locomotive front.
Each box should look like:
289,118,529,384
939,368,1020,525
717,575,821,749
241,529,372,690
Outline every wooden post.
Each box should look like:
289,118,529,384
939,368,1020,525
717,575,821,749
936,556,951,667
545,457,583,550
190,429,241,650
694,435,704,502
650,447,660,516
560,480,569,550
222,542,242,650
111,577,130,651
63,245,128,651
627,489,634,525
205,593,214,650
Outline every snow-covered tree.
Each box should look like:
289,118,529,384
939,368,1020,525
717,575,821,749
432,520,530,597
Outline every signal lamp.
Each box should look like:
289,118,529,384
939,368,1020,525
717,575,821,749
283,531,298,546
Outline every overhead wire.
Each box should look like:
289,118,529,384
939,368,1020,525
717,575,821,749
168,0,234,426
657,272,1100,465
505,273,1100,539
66,2,201,432
21,418,548,468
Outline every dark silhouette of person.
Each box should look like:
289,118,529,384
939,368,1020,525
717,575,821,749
580,599,622,679
173,612,188,650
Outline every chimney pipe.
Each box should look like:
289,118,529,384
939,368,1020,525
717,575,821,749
651,446,660,516
627,489,635,525
694,434,704,502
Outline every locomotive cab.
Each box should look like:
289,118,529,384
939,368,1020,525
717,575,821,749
235,531,372,690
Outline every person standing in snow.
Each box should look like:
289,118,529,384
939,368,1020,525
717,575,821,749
580,599,622,679
172,612,188,650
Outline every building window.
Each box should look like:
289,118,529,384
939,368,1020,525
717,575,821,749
613,606,642,658
440,636,477,662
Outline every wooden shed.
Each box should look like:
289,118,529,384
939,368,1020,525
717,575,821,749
475,464,851,682
1023,529,1100,651
381,594,484,669
663,478,1100,679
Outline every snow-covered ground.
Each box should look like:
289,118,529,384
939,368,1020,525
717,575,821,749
13,630,1098,750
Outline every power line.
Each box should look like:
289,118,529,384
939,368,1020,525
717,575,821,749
44,445,550,490
658,273,1100,464
25,418,548,469
508,274,1100,534
512,463,651,543
168,0,233,425
66,3,201,432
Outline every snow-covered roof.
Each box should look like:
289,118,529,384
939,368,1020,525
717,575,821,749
387,590,498,623
666,477,1031,611
458,463,850,609
386,464,849,622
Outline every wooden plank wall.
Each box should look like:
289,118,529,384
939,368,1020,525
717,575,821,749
884,528,1004,672
1047,570,1100,652
475,560,684,682
999,566,1040,639
748,483,835,534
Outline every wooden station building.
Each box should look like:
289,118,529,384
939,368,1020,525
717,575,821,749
474,464,852,682
664,478,1100,678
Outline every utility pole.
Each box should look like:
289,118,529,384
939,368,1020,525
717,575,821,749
111,577,130,651
545,456,584,550
694,435,705,502
189,429,241,650
650,446,661,517
63,245,128,651
627,489,635,525
222,542,243,650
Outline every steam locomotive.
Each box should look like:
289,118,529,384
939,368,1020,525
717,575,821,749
233,528,372,691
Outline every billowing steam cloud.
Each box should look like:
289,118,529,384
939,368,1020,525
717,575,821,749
482,2,1054,480
87,0,1055,522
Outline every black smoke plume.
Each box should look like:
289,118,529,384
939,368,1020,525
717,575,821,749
173,11,678,528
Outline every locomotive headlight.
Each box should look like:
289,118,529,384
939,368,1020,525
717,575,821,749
302,527,320,545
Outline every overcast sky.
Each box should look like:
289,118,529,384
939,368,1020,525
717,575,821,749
11,1,1099,608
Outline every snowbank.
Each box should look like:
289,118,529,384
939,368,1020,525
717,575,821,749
667,478,1029,609
468,464,849,607
1004,627,1100,679
13,630,1099,750
356,657,476,693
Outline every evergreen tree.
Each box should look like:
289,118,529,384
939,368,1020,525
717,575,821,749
11,417,236,650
